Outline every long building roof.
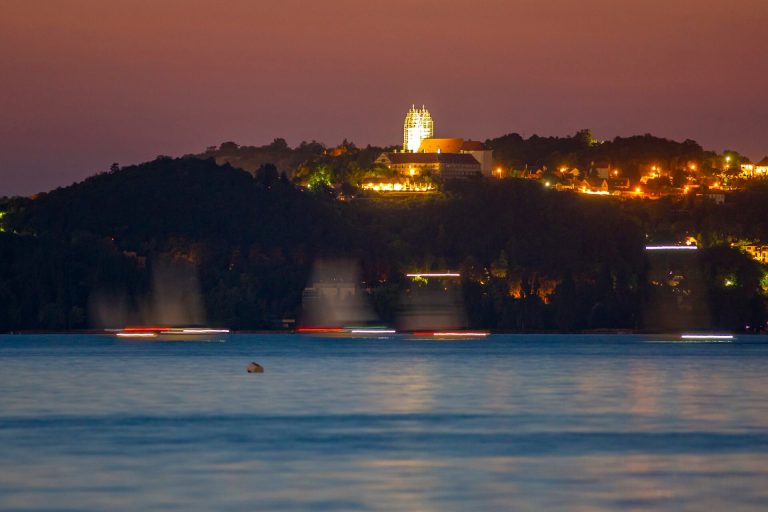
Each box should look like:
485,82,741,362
385,152,480,165
417,138,487,153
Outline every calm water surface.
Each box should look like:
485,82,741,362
1,334,768,511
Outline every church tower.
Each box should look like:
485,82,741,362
403,105,434,152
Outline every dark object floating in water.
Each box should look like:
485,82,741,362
247,362,264,373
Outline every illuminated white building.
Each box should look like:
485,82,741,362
403,105,434,152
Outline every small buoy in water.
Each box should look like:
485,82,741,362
246,362,264,373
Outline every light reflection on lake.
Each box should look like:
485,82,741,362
1,334,768,511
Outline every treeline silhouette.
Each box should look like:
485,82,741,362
0,156,766,332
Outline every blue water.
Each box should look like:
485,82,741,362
2,334,768,511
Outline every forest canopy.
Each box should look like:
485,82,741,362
0,144,766,332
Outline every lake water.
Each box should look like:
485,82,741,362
2,334,768,511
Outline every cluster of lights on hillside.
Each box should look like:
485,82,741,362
361,182,435,192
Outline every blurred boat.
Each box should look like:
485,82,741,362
114,327,229,341
406,330,490,341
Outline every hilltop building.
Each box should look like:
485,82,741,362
372,106,493,186
403,106,434,153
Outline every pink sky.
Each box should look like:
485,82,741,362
1,0,767,195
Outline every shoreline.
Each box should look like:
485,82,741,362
1,329,757,336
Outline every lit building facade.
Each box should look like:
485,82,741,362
743,244,768,264
375,152,481,179
403,105,434,152
418,138,493,176
740,159,768,178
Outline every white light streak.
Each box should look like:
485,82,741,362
406,273,461,278
116,332,157,338
645,246,698,251
681,334,734,340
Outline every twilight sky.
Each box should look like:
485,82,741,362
1,0,767,196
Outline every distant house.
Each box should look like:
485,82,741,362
375,152,482,180
590,161,612,179
742,244,768,264
740,157,768,178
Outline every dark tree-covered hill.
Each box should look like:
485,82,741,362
0,156,765,332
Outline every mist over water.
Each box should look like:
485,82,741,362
89,259,205,328
2,334,768,511
301,259,378,328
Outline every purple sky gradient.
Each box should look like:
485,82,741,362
1,0,767,195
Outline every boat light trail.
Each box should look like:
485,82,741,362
414,331,490,337
175,329,229,334
406,273,461,277
681,334,734,340
433,332,489,337
350,329,397,334
645,246,698,251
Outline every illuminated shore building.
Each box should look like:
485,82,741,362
403,105,434,153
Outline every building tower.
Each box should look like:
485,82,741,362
403,105,434,152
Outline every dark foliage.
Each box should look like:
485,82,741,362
0,157,765,332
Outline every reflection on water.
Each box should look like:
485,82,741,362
2,334,768,511
364,361,437,413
